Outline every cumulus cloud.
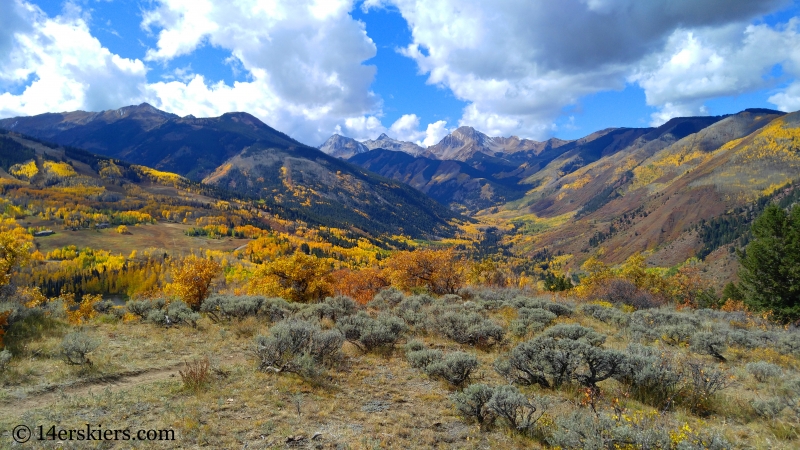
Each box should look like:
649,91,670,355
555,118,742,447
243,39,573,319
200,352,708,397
337,115,386,141
138,0,389,144
389,114,423,141
769,81,800,111
633,20,800,124
0,0,146,117
370,0,796,136
420,120,449,147
4,0,800,148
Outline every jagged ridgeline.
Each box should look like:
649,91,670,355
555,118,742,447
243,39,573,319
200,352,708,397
0,105,460,240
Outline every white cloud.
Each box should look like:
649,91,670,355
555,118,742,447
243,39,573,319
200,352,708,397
138,0,384,144
421,120,449,147
769,81,800,111
0,0,388,146
371,0,796,137
338,115,385,141
0,0,146,117
4,0,800,149
389,114,423,142
632,20,800,124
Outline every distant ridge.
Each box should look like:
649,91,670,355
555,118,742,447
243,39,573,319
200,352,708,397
0,105,460,240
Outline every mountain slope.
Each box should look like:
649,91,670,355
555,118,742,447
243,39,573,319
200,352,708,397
347,116,726,215
0,104,304,180
349,149,528,212
362,133,425,156
202,142,460,238
423,126,571,161
0,106,461,240
318,134,368,159
497,108,792,269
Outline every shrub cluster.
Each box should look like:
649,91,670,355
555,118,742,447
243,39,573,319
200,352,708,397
405,341,478,387
451,384,544,433
510,307,557,336
61,331,100,366
393,294,433,328
579,303,629,327
337,312,407,352
504,296,574,317
253,319,343,380
629,309,700,343
594,278,665,309
497,324,624,389
0,349,12,372
146,301,200,327
613,344,682,408
429,306,504,347
546,409,729,449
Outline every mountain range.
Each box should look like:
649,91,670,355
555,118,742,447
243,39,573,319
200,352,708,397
0,104,458,241
3,104,800,276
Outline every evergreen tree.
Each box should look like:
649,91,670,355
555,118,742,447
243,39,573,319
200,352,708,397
739,204,800,322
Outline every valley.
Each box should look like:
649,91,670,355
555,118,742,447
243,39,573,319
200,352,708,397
1,104,800,448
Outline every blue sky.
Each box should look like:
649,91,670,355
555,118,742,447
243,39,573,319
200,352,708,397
2,0,800,146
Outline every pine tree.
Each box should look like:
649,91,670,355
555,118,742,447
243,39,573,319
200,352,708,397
739,204,800,322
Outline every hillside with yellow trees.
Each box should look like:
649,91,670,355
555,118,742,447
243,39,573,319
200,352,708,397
3,105,800,448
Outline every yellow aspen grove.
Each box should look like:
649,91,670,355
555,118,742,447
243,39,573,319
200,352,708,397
0,219,33,288
248,252,333,303
167,255,222,310
384,248,466,295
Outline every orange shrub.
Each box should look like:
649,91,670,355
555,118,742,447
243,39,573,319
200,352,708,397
167,255,222,310
384,248,466,295
332,267,390,304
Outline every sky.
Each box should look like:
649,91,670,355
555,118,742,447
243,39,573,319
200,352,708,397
1,0,800,147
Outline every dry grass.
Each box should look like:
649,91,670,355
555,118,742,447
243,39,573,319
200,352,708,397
1,297,799,448
179,357,212,392
31,221,247,256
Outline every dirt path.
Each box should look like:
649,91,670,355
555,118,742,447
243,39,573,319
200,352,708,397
0,363,185,418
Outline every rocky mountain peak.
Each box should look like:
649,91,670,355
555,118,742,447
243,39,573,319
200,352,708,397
318,134,368,159
361,133,425,156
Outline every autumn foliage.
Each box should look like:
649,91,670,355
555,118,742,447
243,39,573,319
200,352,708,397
0,218,33,288
332,267,390,305
167,255,222,310
248,252,334,303
62,292,103,325
0,310,9,348
384,248,466,295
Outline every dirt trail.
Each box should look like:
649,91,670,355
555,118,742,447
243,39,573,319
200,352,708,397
0,363,184,418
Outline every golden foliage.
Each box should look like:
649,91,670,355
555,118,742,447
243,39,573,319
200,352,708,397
116,225,129,234
667,261,708,307
576,252,668,299
53,186,106,197
98,160,123,179
248,252,334,303
132,165,187,186
574,254,613,297
19,286,48,308
468,259,511,288
332,267,389,304
721,298,748,312
166,255,222,310
561,173,592,190
0,218,33,287
384,248,466,295
617,253,670,295
62,292,103,325
42,160,77,178
9,160,38,180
